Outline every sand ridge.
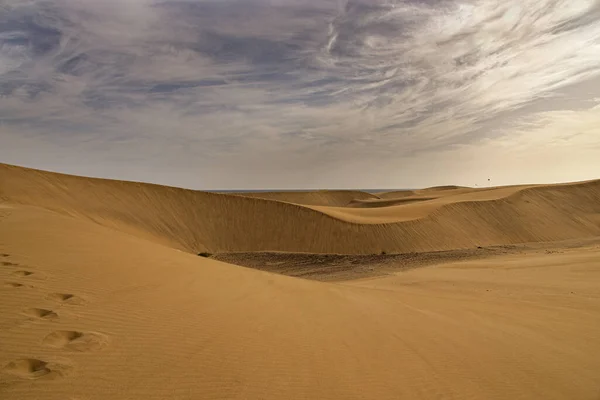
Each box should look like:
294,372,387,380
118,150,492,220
224,189,380,206
1,163,600,255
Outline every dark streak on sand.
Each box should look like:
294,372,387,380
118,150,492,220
213,237,600,281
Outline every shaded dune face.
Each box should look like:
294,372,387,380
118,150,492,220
1,163,599,255
346,197,435,208
225,190,380,206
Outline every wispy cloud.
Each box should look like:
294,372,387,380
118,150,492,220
1,0,599,188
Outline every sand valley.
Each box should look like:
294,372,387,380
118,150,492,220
1,163,600,399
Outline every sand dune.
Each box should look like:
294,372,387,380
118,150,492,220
2,163,599,255
1,190,600,399
346,196,435,208
419,185,467,192
376,186,470,199
225,189,380,206
376,189,417,198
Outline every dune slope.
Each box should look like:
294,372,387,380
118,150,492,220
1,202,600,399
225,190,380,206
1,163,600,255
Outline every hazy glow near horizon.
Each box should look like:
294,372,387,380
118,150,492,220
1,0,600,189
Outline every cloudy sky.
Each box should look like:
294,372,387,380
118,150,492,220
1,0,599,189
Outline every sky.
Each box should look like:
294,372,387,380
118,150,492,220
1,0,599,189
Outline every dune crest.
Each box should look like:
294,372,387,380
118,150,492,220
1,163,599,255
226,190,380,206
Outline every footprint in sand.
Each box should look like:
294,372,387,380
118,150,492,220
0,253,9,257
22,308,59,320
2,358,72,380
46,293,86,305
43,330,109,352
4,281,34,288
11,270,34,277
1,261,19,266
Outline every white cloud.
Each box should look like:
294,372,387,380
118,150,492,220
1,0,599,188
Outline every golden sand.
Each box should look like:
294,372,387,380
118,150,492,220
1,163,599,399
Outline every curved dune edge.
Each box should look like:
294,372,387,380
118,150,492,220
308,185,534,223
376,186,471,199
1,163,599,255
225,190,380,206
346,196,435,208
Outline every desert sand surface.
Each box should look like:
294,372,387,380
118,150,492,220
2,163,600,255
1,163,600,400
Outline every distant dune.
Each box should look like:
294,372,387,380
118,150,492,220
1,163,599,255
225,190,380,206
1,162,600,400
2,163,600,255
420,185,467,191
376,189,417,198
346,197,435,208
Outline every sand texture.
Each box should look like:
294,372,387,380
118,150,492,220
2,163,600,255
1,163,600,399
224,189,380,206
